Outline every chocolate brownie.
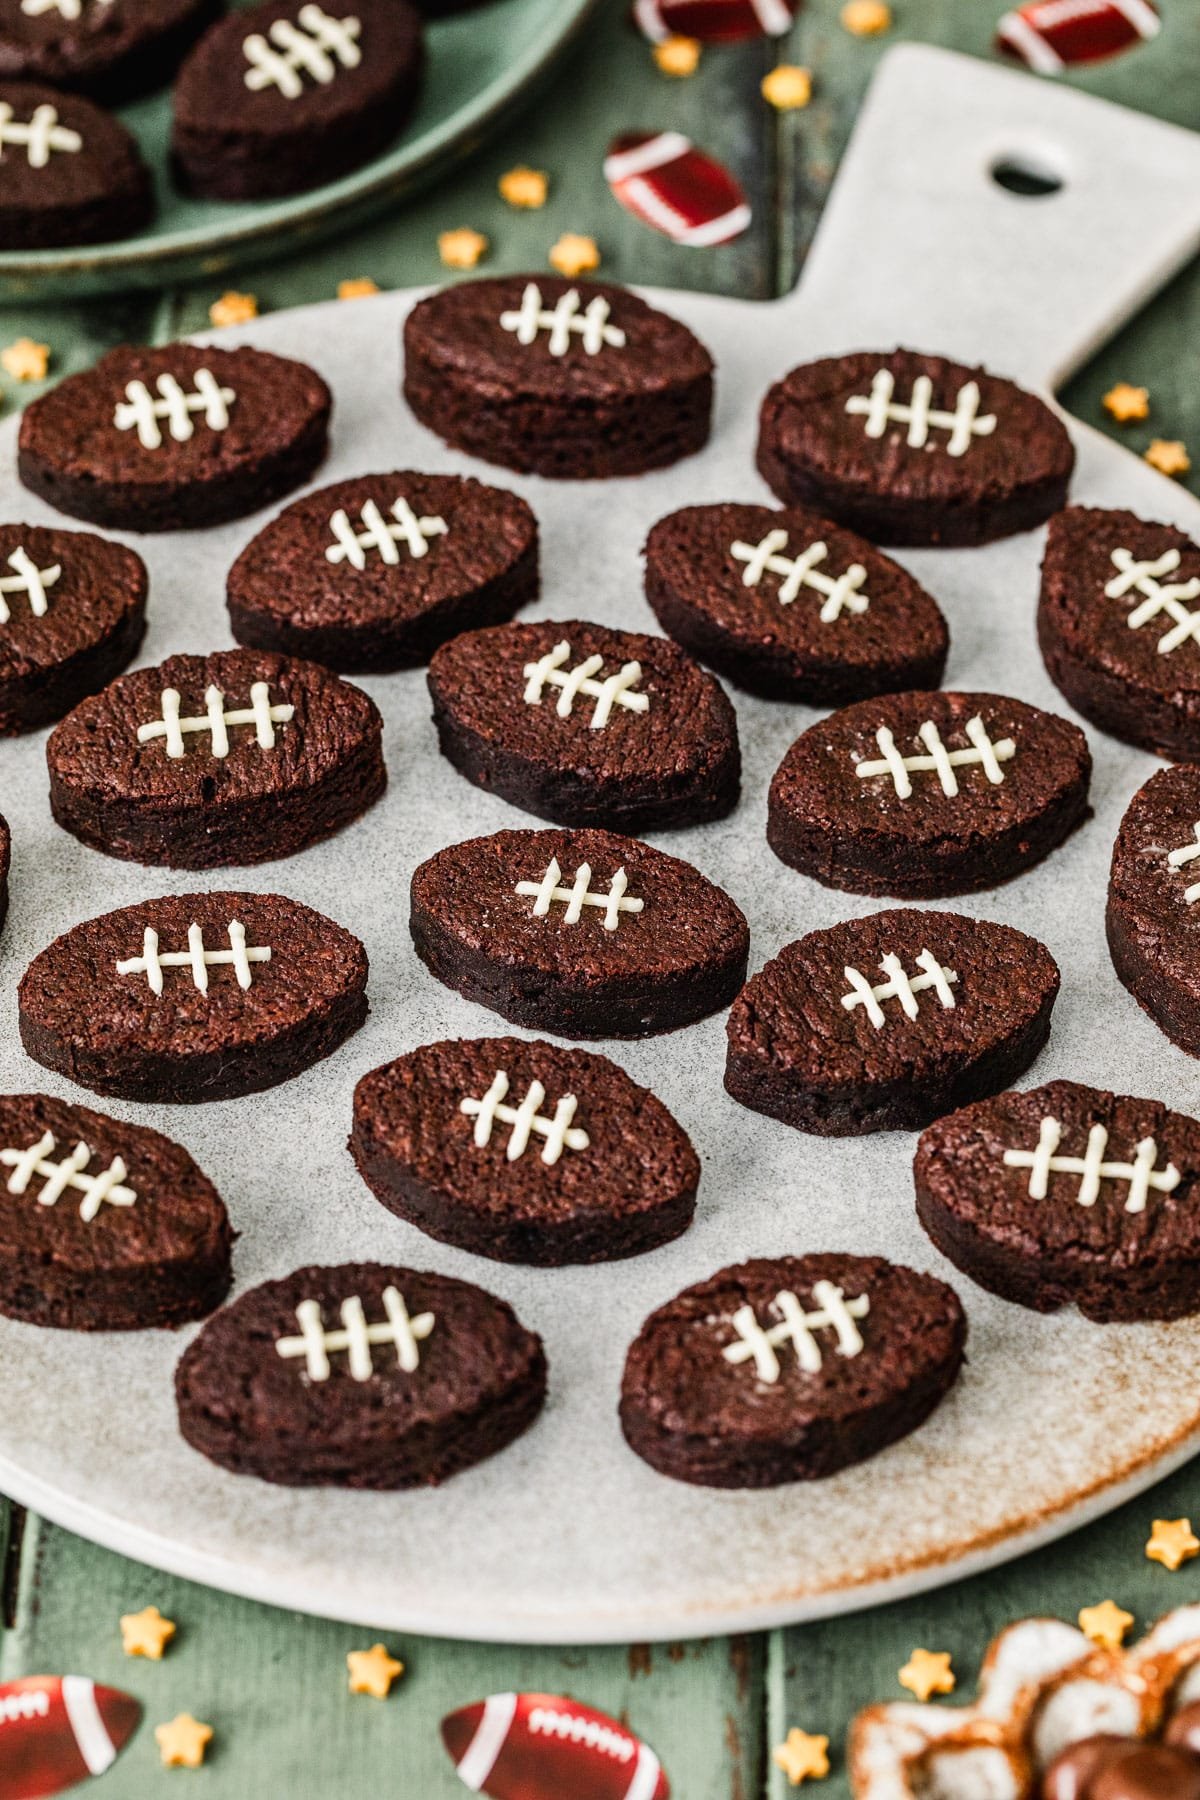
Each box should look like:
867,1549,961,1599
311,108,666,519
1043,1739,1200,1800
176,1261,546,1487
726,910,1059,1137
643,501,950,704
171,0,423,202
0,1092,232,1331
0,81,152,248
916,1080,1200,1324
410,825,750,1039
768,689,1092,898
350,1036,700,1264
620,1252,966,1488
0,524,146,735
1039,504,1200,760
1107,763,1200,1057
403,276,713,479
227,472,538,673
18,343,331,533
47,647,385,868
19,890,368,1103
756,349,1075,547
0,0,219,104
428,619,740,832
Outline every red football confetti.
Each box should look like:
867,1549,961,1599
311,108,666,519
0,1676,140,1799
442,1692,670,1800
632,0,798,43
604,131,752,248
996,0,1160,71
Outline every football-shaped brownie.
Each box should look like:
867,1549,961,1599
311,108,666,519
0,80,152,248
725,910,1060,1136
175,1261,546,1487
1038,505,1200,760
227,471,538,673
350,1037,700,1264
643,500,950,704
47,647,385,867
620,1252,966,1487
1107,763,1200,1057
19,890,368,1103
0,523,146,735
915,1079,1200,1324
442,1694,669,1800
0,1674,140,1799
756,349,1075,547
0,1092,233,1330
767,689,1092,897
427,619,740,832
18,342,331,533
410,826,749,1038
172,0,424,201
0,0,219,104
403,275,714,479
1042,1737,1200,1800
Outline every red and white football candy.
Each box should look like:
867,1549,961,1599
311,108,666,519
442,1692,670,1800
633,0,798,41
996,0,1160,71
605,132,751,248
0,1676,140,1799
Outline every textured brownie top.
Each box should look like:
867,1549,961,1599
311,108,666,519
0,80,148,217
916,1080,1200,1267
354,1037,699,1231
644,502,948,672
622,1253,966,1439
47,647,381,811
771,690,1091,850
0,0,205,85
759,349,1073,505
20,890,367,1061
727,909,1059,1089
19,343,330,498
412,826,749,984
228,472,537,634
429,619,738,781
0,523,145,683
0,1092,230,1275
1109,764,1200,980
404,275,713,403
1041,505,1200,696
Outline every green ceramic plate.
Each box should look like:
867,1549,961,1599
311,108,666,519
0,0,601,301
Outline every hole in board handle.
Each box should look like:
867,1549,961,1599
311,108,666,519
990,151,1066,198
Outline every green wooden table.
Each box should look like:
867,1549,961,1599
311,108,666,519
2,4,1199,1793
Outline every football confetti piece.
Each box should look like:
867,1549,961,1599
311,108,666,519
0,1675,140,1799
632,0,797,43
605,132,752,248
442,1693,670,1799
996,0,1160,72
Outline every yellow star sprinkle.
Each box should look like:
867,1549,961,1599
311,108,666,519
499,166,549,209
155,1714,213,1769
842,0,892,33
898,1648,955,1702
1145,439,1191,478
654,35,701,76
347,1643,405,1698
439,228,489,270
549,233,601,278
1078,1600,1134,1651
119,1604,176,1660
762,64,813,109
773,1728,830,1785
1147,1517,1200,1572
1,337,49,381
208,291,258,328
1103,382,1149,423
338,277,380,300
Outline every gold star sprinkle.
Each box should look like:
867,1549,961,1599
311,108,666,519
549,233,601,278
762,64,813,109
654,35,701,76
208,291,258,328
898,1649,955,1702
841,0,893,33
499,166,549,209
1145,439,1191,478
439,227,489,270
1078,1600,1134,1651
155,1714,213,1769
1147,1518,1200,1572
347,1643,405,1699
1103,382,1150,423
119,1605,176,1660
338,277,380,300
773,1728,830,1785
1,337,49,381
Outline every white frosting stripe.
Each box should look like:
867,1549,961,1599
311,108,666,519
499,284,626,356
113,370,235,450
523,640,649,729
276,1288,435,1382
855,716,1016,798
0,100,82,167
137,683,294,759
244,5,361,98
732,528,869,621
461,1071,589,1166
515,858,644,931
723,1283,869,1383
1003,1116,1180,1213
846,369,997,455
